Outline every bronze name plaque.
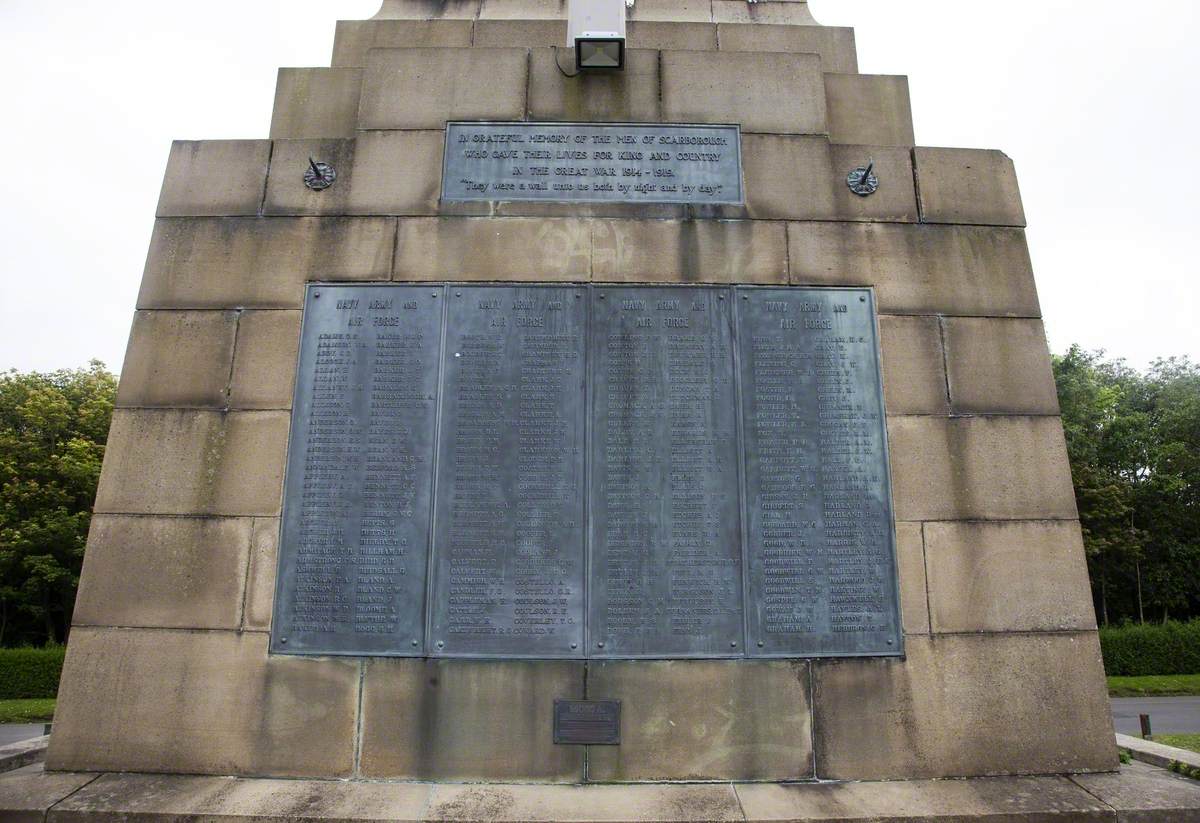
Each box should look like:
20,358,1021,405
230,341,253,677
272,284,902,660
553,700,621,745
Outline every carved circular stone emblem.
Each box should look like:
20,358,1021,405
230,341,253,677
303,159,337,191
847,164,879,197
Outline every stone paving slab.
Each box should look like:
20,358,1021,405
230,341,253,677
1071,761,1200,823
734,774,1113,822
0,764,97,823
2,762,1199,822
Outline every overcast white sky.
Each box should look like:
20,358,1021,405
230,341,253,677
0,1,1196,374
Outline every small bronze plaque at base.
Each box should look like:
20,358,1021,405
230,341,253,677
554,700,621,745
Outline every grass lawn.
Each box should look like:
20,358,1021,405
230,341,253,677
1107,674,1200,697
0,698,55,724
1155,734,1200,754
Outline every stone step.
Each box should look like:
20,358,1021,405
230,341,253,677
4,760,1200,822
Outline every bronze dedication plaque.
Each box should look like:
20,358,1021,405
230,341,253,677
272,285,443,656
428,286,588,658
272,284,901,660
588,286,744,658
736,288,902,657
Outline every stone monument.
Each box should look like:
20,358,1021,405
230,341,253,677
6,0,1199,819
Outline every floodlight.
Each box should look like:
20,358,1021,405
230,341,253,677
568,0,626,71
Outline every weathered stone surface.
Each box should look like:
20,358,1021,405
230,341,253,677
474,18,566,47
0,736,48,774
351,131,444,215
115,311,237,408
586,661,813,782
476,0,563,19
945,317,1060,415
139,217,394,309
263,138,359,216
825,73,914,146
0,764,96,823
375,0,481,20
265,133,444,216
73,515,252,631
1117,733,1200,772
46,629,359,778
887,415,1078,522
662,51,826,134
94,410,288,517
1073,761,1200,823
51,771,431,822
744,137,917,221
157,140,271,218
229,310,301,410
269,68,362,139
28,766,1200,823
711,1,819,25
592,219,787,283
735,772,1113,822
788,222,1041,317
878,315,948,415
332,19,474,66
529,48,660,123
359,47,527,129
895,522,930,636
915,147,1027,227
717,24,857,74
394,217,590,281
924,520,1098,634
627,0,714,23
426,783,744,821
242,517,279,632
627,21,716,50
360,659,585,781
812,632,1118,780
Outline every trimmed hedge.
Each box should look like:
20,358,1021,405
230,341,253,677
1101,620,1200,677
0,646,66,699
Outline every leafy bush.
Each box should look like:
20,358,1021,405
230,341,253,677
0,646,65,699
1101,620,1200,676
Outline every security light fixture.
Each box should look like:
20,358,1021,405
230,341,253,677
568,0,626,72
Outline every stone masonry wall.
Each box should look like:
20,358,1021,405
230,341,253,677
47,0,1118,783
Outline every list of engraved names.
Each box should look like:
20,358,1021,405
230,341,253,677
272,284,901,660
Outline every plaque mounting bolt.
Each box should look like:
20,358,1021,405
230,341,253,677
437,641,445,649
412,640,419,647
280,638,288,644
597,641,605,648
757,641,765,648
303,157,337,191
847,160,879,197
730,641,738,648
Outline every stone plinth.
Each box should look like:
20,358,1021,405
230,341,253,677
7,761,1200,822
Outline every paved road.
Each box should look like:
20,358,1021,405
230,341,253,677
1112,697,1200,735
0,724,48,746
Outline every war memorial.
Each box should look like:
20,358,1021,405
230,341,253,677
3,0,1199,819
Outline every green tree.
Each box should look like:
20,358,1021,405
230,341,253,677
1054,347,1200,624
0,361,116,646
